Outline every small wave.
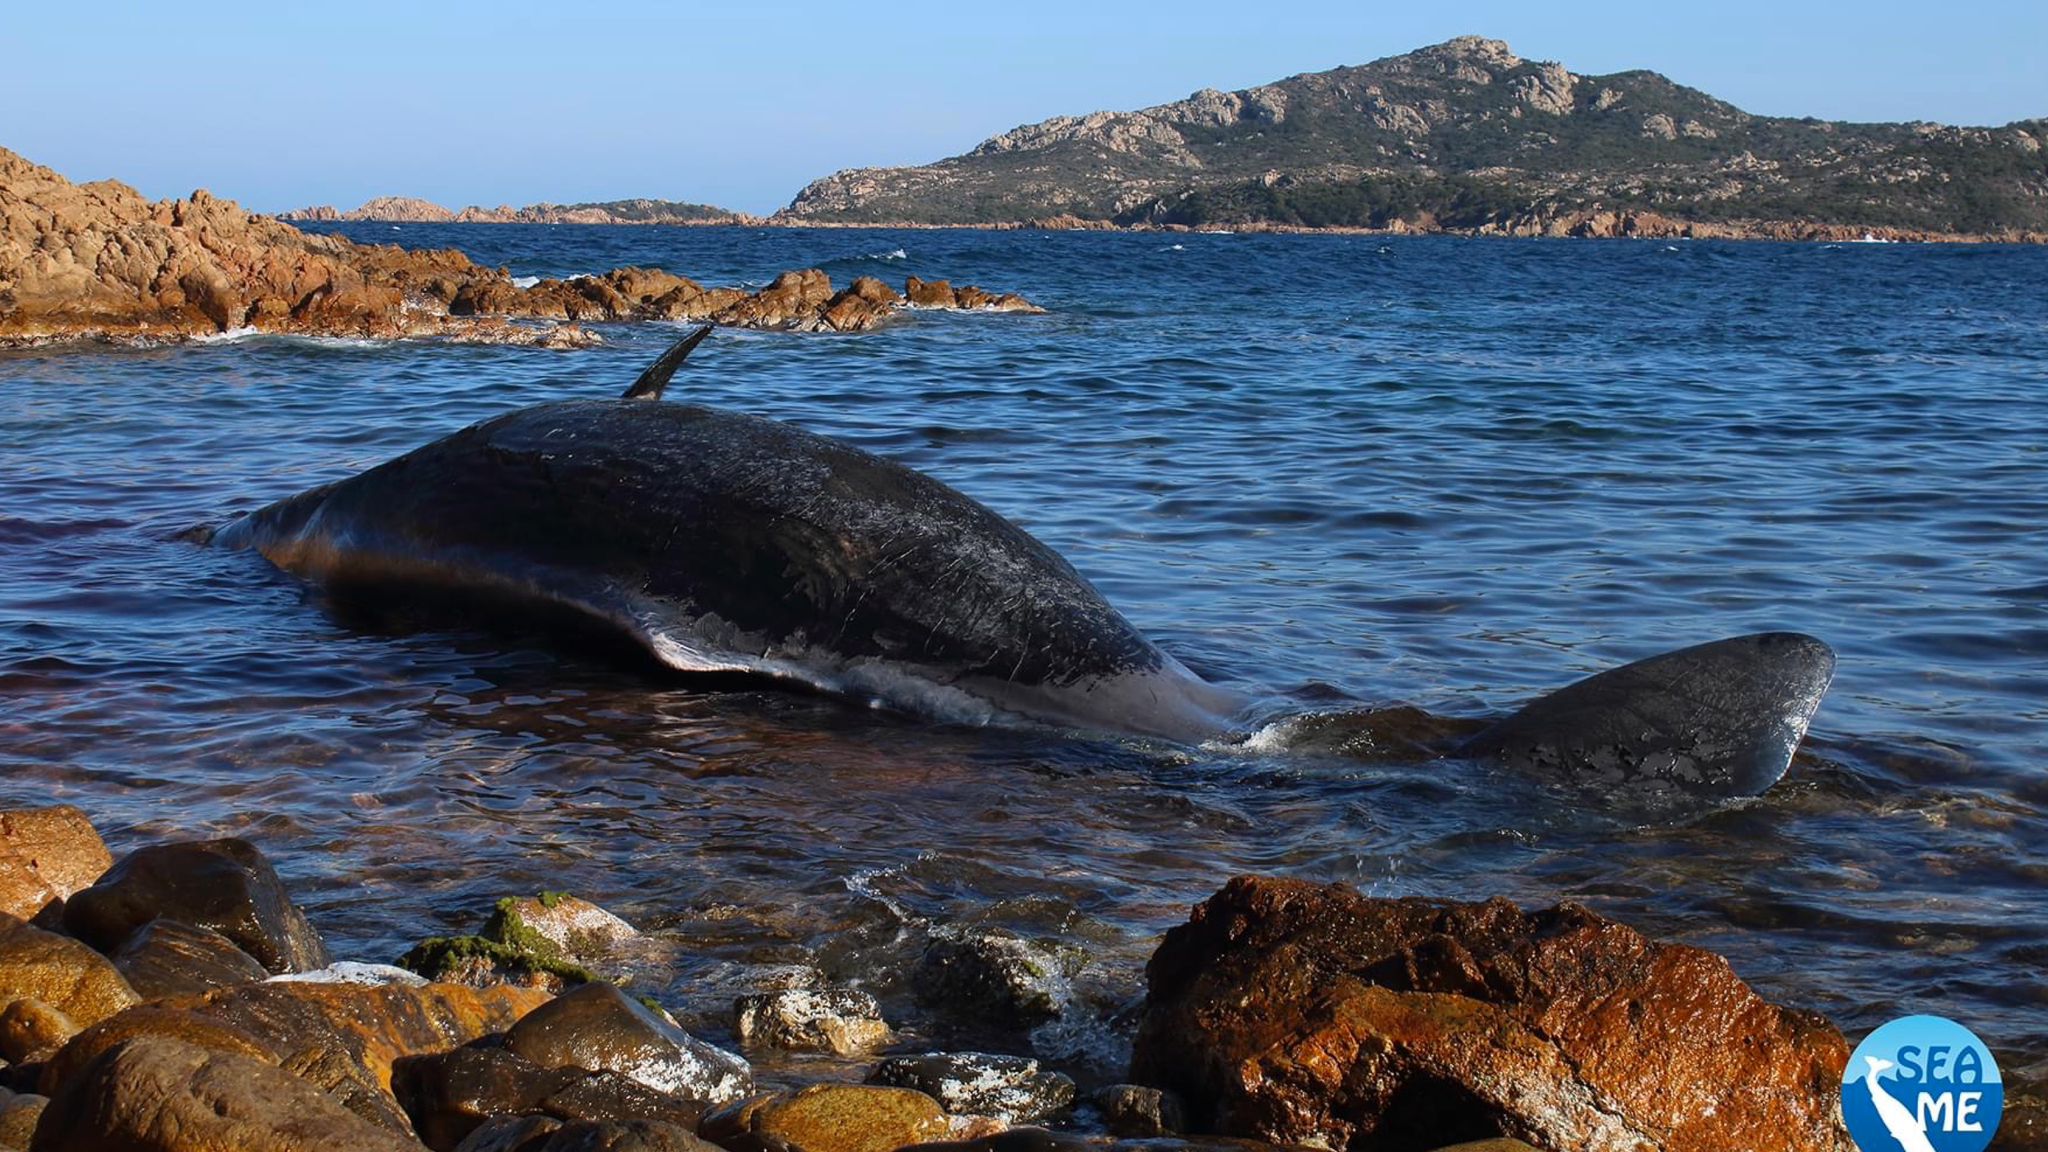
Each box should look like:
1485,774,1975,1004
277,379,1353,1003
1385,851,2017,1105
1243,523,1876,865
871,248,907,262
510,275,542,289
190,326,263,345
1163,243,1185,252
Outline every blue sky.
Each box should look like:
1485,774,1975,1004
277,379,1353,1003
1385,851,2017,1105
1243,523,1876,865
4,1,2041,215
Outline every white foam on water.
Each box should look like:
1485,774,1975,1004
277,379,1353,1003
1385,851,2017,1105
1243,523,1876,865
190,325,263,344
511,275,542,289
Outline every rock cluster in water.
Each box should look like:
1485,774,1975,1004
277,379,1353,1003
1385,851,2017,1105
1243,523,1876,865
0,147,1041,349
0,805,1864,1152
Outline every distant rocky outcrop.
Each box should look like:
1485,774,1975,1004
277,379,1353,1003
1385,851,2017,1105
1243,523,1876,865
283,196,757,226
777,35,2048,240
0,147,1037,348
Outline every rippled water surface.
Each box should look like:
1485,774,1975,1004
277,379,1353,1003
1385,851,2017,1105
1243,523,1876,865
3,226,2044,1083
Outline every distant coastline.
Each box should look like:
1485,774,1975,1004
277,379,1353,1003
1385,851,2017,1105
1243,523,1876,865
289,207,2043,245
280,195,760,227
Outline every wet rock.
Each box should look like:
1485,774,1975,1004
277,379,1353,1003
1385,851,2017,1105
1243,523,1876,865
0,917,139,1029
1094,1083,1184,1136
61,838,329,974
401,893,633,993
700,1084,951,1152
0,1000,74,1064
869,1052,1076,1124
280,1042,418,1136
1426,1142,1542,1152
504,982,750,1105
110,919,269,1000
0,1089,45,1148
38,1003,279,1095
713,269,836,330
905,1135,1310,1152
396,1045,710,1152
0,807,111,923
40,978,548,1098
458,1114,565,1152
1133,876,1852,1152
492,895,637,966
457,1115,717,1152
531,1069,706,1131
396,1045,552,1150
31,1034,422,1151
916,929,1081,1030
904,276,959,308
734,987,891,1056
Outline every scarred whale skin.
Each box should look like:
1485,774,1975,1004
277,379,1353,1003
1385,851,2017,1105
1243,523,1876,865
214,398,1244,742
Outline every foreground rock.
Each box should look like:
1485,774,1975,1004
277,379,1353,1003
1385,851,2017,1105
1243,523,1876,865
1133,876,1851,1152
0,147,1042,348
32,1034,422,1152
42,978,550,1099
734,987,891,1056
0,917,140,1030
700,1084,953,1152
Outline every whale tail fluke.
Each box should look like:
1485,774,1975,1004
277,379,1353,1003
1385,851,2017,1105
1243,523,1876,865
1455,632,1836,797
622,324,714,401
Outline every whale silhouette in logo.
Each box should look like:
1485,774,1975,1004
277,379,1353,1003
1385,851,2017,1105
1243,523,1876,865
214,328,1835,796
1863,1056,1938,1152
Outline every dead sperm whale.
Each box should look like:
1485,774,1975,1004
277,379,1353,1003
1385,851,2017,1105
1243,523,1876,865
215,328,1835,796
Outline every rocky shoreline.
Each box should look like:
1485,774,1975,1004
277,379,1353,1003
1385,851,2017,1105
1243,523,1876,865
0,148,1039,351
0,803,1922,1152
770,211,2048,244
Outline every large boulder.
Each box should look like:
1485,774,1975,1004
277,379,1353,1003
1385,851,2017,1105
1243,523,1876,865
1132,877,1852,1152
61,839,329,974
393,1045,706,1151
29,1034,422,1152
0,807,111,923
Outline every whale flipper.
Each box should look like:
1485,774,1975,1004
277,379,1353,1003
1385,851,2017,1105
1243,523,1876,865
1455,632,1835,797
621,325,714,401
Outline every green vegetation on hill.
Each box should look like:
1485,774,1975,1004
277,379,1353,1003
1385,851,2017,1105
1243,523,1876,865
776,37,2048,236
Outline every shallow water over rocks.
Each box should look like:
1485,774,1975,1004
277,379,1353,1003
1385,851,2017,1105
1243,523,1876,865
2,225,2043,1093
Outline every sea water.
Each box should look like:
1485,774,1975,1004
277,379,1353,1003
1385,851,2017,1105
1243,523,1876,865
1,225,2042,1084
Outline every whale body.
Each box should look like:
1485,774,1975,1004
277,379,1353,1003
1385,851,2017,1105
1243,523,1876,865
215,329,1836,796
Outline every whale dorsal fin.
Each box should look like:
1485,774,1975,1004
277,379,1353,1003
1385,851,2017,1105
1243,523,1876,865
1456,632,1835,797
622,325,714,401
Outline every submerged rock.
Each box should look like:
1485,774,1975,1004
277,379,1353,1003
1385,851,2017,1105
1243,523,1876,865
916,929,1083,1031
734,987,891,1056
503,982,751,1106
869,1052,1076,1124
0,807,111,924
1132,876,1852,1152
61,839,329,974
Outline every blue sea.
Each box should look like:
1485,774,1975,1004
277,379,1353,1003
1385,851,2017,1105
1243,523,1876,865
2,225,2043,1097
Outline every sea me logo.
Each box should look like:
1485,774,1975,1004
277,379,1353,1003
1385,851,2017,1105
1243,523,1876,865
1842,1015,2003,1152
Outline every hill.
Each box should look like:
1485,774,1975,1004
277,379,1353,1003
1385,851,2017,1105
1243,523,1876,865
282,196,756,226
775,36,2048,238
